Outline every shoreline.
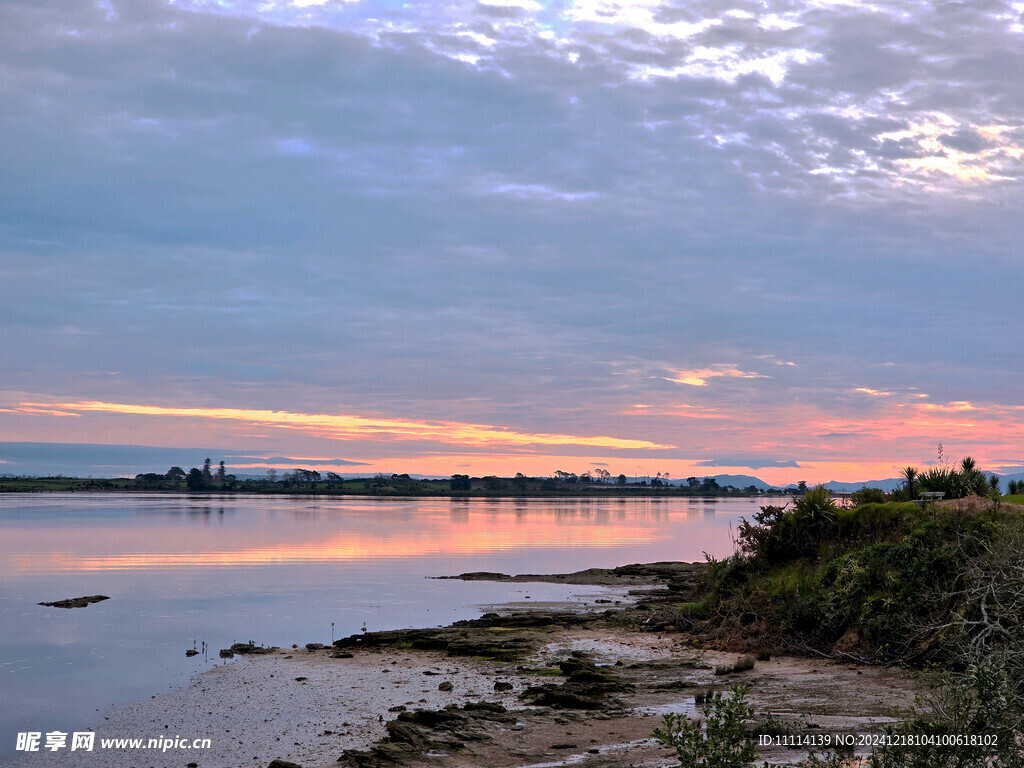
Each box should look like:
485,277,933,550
13,563,916,768
0,485,788,500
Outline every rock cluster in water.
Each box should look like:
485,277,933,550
38,595,110,609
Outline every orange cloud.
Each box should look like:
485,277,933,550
620,403,729,419
15,400,674,451
664,367,767,387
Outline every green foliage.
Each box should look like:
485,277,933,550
901,466,918,500
706,501,1000,660
849,486,887,506
912,455,995,500
449,474,471,491
870,656,1024,768
654,685,757,768
793,485,838,526
482,475,505,491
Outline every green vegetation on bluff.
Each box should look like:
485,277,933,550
690,468,1024,767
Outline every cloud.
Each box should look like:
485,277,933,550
15,400,674,452
0,0,1022,481
696,457,801,469
227,455,368,466
664,367,769,387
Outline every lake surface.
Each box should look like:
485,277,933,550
0,493,765,756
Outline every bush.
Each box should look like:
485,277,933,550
850,486,888,506
704,501,999,661
654,685,757,768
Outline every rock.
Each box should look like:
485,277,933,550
438,681,454,692
185,649,199,657
443,571,512,581
388,705,407,712
340,702,513,767
219,649,234,658
38,595,110,609
520,653,632,710
229,642,277,655
305,643,325,651
267,760,304,768
493,681,513,692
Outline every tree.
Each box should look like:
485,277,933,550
266,469,278,484
594,468,611,483
512,472,528,490
616,474,627,485
797,480,808,494
901,466,918,500
201,458,213,490
700,477,721,493
165,466,186,488
216,461,226,488
134,472,164,490
450,474,471,491
186,468,204,491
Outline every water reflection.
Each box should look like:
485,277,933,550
3,494,765,576
0,492,766,754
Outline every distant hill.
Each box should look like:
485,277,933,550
823,478,903,493
706,474,774,490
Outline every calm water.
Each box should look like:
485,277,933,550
0,493,763,755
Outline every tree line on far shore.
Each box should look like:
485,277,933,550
123,464,787,496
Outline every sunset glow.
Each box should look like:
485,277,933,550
2,0,1023,485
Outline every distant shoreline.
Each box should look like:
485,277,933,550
0,481,791,499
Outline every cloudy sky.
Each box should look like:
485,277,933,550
1,0,1023,482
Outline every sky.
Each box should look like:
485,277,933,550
1,0,1023,484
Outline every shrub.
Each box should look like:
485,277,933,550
654,685,757,768
794,485,838,528
850,486,888,506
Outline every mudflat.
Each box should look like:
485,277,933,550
14,563,916,768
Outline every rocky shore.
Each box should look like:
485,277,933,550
16,563,916,768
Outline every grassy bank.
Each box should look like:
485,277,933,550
687,493,1024,767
